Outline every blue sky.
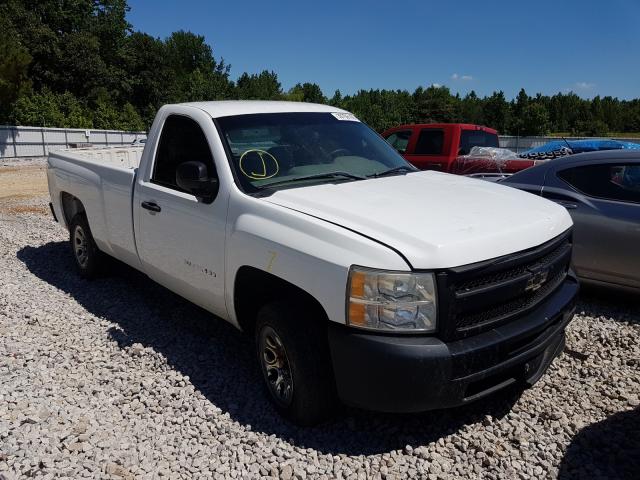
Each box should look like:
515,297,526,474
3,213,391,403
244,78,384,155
127,0,640,100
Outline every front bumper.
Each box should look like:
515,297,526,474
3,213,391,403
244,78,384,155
328,273,578,413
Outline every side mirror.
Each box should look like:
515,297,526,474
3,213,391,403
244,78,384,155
176,161,219,203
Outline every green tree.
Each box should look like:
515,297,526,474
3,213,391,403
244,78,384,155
182,69,230,102
342,90,386,130
622,100,640,131
58,92,93,128
0,0,130,99
0,17,32,122
571,119,609,137
600,96,622,132
92,91,120,129
118,102,145,131
121,32,171,125
460,91,484,126
412,85,459,123
235,71,282,99
164,31,232,104
520,103,550,135
482,91,510,133
165,30,224,77
508,88,530,134
329,89,343,107
287,83,326,104
12,89,66,127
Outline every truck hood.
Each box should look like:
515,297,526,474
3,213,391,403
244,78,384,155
263,171,572,269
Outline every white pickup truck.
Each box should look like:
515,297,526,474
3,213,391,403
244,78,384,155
47,101,578,425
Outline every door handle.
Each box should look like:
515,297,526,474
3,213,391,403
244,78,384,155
141,201,161,212
552,200,578,210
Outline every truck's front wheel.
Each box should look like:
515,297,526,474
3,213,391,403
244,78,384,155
255,302,337,425
69,214,103,279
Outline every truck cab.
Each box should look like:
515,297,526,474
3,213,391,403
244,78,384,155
383,123,510,173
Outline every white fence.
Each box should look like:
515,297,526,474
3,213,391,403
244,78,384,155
499,135,640,154
0,126,147,158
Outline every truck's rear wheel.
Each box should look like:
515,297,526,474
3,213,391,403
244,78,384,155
69,213,103,279
255,302,337,425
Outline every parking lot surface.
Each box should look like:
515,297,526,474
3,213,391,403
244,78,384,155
0,160,638,479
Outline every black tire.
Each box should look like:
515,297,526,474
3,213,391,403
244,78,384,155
69,213,104,279
255,301,338,425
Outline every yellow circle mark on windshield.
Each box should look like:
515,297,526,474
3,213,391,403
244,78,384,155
239,149,280,180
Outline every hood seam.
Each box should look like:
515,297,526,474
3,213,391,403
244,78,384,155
265,201,415,270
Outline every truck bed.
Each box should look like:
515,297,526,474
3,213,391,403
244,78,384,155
49,145,144,170
47,145,145,270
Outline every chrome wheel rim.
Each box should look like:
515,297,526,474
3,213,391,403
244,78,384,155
73,225,89,268
259,326,293,406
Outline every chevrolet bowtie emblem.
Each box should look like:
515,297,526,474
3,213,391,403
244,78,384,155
526,269,549,292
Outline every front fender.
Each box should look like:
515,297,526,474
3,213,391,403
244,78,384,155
224,193,409,327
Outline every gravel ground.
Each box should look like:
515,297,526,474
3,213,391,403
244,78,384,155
0,169,639,479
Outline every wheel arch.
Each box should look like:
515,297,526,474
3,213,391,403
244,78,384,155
59,192,86,229
233,265,330,334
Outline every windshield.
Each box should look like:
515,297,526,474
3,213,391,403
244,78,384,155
216,112,414,192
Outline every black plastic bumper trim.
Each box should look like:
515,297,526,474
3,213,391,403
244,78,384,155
327,274,578,413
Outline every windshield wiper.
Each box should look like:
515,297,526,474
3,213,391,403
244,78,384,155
260,171,366,188
368,165,417,178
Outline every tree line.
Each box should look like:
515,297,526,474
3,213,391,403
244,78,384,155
1,0,639,135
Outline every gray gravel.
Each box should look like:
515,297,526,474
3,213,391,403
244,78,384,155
1,194,639,479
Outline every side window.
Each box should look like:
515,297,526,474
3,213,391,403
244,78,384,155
152,115,216,191
414,129,444,155
385,130,412,153
459,130,499,155
558,163,640,203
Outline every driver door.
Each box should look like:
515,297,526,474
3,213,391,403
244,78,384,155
135,113,228,318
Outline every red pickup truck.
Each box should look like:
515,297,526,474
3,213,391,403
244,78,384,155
382,123,534,175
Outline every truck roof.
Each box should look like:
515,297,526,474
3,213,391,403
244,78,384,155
177,100,348,118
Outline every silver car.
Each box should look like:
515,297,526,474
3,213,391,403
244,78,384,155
502,150,640,292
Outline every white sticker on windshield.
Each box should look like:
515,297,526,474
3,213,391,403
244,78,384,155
331,112,360,122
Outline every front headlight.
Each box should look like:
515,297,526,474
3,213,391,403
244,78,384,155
346,266,437,333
